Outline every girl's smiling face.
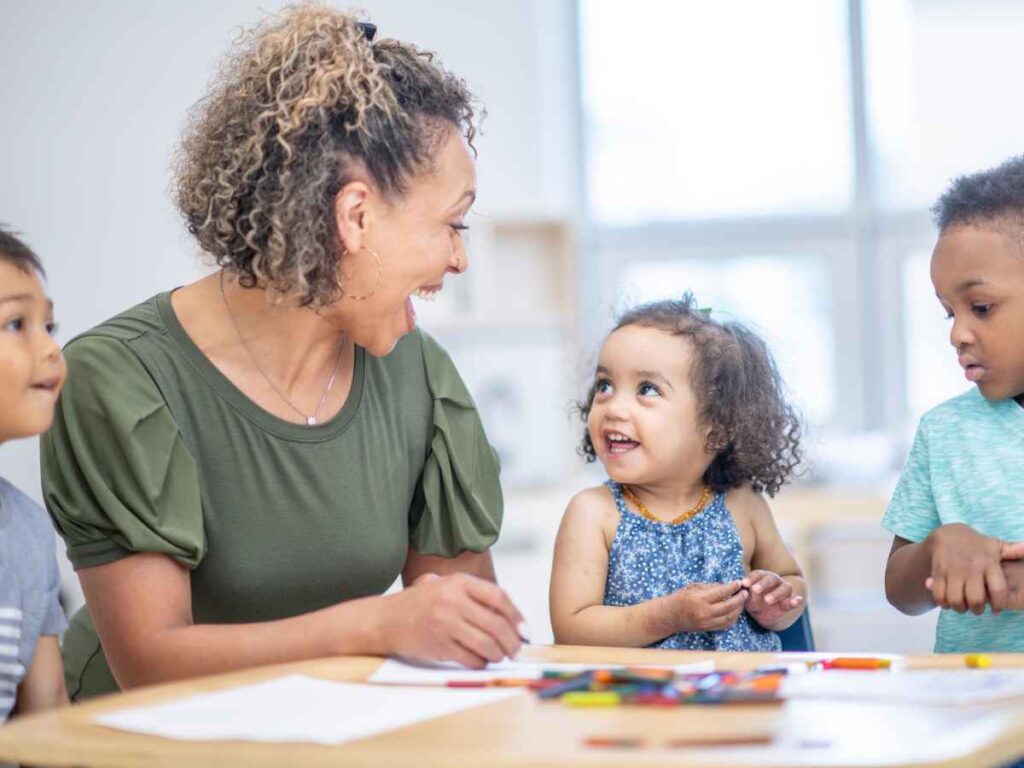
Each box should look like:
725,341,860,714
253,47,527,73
587,324,715,487
0,261,66,440
931,223,1024,404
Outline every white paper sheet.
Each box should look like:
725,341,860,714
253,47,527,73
95,674,521,744
780,669,1024,706
369,656,715,685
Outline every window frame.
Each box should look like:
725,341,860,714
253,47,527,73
574,0,941,435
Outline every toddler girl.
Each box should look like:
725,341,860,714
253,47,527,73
550,296,805,651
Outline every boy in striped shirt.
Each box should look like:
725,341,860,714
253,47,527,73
0,227,67,720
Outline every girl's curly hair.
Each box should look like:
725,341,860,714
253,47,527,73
577,295,803,497
174,4,479,307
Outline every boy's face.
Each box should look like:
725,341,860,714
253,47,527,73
587,324,714,488
931,223,1024,403
0,261,66,440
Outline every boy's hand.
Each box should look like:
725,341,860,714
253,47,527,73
670,581,748,632
743,570,803,629
923,523,1024,614
1000,560,1024,612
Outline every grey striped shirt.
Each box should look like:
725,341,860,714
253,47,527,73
0,478,67,721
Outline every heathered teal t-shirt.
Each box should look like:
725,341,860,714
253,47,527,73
882,387,1024,653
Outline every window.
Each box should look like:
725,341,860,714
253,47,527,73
619,254,835,423
901,249,970,417
865,0,1024,211
582,0,852,224
580,0,1024,443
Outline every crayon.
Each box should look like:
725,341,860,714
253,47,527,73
563,691,622,707
666,733,774,748
446,678,535,688
620,667,676,682
537,672,595,700
965,653,991,669
584,737,644,749
631,692,680,707
821,657,891,670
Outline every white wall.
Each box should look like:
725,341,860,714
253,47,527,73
0,0,579,501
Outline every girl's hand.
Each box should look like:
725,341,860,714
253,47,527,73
669,581,749,632
378,572,525,668
743,570,803,629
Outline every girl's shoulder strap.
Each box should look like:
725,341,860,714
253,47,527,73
603,479,629,515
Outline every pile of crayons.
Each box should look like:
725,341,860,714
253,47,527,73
537,668,786,707
446,657,908,708
450,667,786,707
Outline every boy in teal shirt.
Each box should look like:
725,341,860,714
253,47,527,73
884,156,1024,651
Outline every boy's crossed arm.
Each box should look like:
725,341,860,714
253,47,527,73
886,524,1024,616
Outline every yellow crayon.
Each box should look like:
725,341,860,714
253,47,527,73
562,691,622,707
965,653,991,669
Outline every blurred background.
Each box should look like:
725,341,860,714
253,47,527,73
3,0,1024,653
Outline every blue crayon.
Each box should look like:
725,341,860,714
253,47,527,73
538,672,595,700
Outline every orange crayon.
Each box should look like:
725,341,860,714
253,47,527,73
821,657,891,670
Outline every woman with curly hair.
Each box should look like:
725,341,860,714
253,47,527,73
41,6,525,699
549,295,805,651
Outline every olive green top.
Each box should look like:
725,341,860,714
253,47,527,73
40,292,502,700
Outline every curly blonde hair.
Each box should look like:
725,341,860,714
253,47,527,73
175,4,478,306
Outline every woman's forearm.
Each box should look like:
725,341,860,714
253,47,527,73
109,594,390,689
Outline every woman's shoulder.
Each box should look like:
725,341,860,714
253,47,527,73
394,328,470,402
66,293,169,350
61,293,175,381
51,296,187,440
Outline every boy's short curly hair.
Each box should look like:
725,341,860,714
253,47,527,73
0,226,44,277
933,155,1024,235
174,4,479,307
577,295,802,497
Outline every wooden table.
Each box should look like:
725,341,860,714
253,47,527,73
2,645,1024,767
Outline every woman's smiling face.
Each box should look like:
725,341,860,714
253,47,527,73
331,126,476,356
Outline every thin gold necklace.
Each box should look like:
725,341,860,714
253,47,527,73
219,270,344,426
621,484,712,525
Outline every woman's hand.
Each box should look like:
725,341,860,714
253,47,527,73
743,570,803,629
378,572,525,668
668,581,748,633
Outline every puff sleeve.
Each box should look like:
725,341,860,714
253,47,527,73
409,333,503,557
40,335,205,570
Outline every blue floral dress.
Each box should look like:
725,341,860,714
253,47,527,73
603,480,781,652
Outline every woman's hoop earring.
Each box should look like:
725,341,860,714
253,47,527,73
344,246,383,301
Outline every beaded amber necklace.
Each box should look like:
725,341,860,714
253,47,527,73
621,484,713,525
